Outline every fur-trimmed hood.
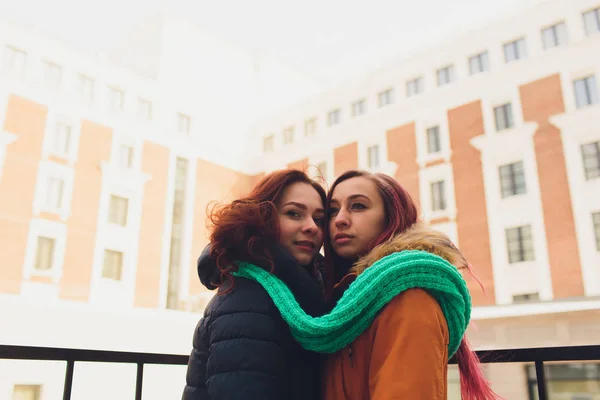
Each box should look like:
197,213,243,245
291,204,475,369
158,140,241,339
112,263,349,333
350,222,468,276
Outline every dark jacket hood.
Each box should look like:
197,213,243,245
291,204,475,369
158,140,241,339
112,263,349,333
197,243,326,317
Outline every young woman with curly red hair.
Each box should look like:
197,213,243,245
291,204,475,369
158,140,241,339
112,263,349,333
182,169,328,400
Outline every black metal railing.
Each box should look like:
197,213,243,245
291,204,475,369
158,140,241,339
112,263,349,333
0,345,188,400
1,344,600,400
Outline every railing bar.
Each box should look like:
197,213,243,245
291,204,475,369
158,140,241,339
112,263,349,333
135,363,144,400
63,359,74,400
535,360,548,400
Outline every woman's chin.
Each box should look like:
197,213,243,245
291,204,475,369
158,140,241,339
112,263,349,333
333,246,358,260
291,251,313,266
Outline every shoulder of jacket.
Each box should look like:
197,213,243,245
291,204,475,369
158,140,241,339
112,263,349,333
205,278,277,318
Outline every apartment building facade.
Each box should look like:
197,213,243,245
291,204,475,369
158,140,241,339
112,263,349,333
248,0,600,397
1,0,600,398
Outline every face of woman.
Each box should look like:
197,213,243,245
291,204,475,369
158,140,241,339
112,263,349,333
276,182,325,266
328,176,387,261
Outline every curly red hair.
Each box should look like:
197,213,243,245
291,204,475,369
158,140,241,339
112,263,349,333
207,169,326,289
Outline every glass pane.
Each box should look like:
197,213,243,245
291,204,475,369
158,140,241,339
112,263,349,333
12,384,41,400
505,104,514,128
517,38,527,58
574,79,589,108
437,69,445,86
427,127,440,153
469,56,478,74
557,22,568,45
416,78,423,93
494,106,505,130
587,76,599,105
504,43,516,62
542,27,555,49
35,237,55,270
583,9,600,35
480,52,489,72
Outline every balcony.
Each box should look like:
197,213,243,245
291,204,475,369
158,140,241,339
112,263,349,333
1,344,599,399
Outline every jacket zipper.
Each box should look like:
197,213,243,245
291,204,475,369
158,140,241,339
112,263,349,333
348,346,354,368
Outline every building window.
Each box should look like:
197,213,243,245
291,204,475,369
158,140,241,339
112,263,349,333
469,51,489,75
426,126,442,154
574,76,598,109
367,145,380,168
304,117,317,136
34,237,55,271
592,212,600,251
494,103,514,131
263,135,274,152
506,225,535,263
108,195,128,226
44,177,64,211
352,99,366,117
378,89,394,107
512,293,540,304
436,65,455,87
430,180,447,211
2,45,27,76
166,157,189,309
177,113,191,134
108,87,124,111
43,61,62,87
137,98,152,120
541,22,568,49
581,141,600,180
78,74,95,103
526,363,600,400
406,77,424,97
328,109,341,126
283,126,295,144
583,7,600,36
503,38,527,62
51,123,71,157
118,145,133,169
499,161,526,198
12,384,41,400
102,250,123,280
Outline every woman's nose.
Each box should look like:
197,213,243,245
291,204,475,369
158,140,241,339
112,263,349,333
303,218,318,234
334,209,350,228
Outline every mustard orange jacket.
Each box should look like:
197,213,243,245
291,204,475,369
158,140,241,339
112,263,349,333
323,223,467,399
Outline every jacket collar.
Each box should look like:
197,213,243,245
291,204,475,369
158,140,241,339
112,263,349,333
197,244,327,317
337,222,468,281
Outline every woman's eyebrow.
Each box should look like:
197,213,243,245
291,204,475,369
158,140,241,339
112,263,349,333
283,201,306,209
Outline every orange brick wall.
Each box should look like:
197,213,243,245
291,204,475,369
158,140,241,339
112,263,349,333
0,95,47,293
519,74,584,299
334,142,358,177
133,142,171,308
448,101,495,306
386,122,420,210
60,120,112,301
188,161,256,296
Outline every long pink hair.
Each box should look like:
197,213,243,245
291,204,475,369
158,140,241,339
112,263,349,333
325,170,499,400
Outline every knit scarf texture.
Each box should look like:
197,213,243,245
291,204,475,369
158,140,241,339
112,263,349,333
232,250,471,358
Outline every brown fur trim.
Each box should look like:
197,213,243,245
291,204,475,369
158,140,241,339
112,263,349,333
350,223,468,275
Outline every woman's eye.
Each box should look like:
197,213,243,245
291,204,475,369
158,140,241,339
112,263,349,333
351,203,366,210
328,208,339,217
313,217,325,227
286,210,301,218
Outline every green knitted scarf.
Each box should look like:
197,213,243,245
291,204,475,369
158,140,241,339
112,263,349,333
232,250,471,358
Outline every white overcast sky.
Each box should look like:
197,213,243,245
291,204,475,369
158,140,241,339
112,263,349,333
0,0,534,88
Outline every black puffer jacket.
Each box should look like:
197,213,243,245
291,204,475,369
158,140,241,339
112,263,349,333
182,245,327,400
